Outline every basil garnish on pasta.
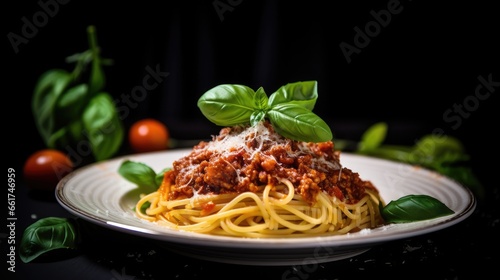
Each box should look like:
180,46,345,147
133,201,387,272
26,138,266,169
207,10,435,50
197,81,332,143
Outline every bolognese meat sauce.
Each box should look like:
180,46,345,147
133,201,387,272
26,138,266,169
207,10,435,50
161,121,378,205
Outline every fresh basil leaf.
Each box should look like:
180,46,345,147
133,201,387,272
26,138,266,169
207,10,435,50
82,93,124,161
253,87,269,109
197,84,257,126
357,122,387,153
412,135,470,167
19,217,78,263
32,69,73,146
56,84,88,121
381,194,455,223
197,81,333,142
268,103,332,142
47,119,87,149
118,160,159,193
268,80,318,110
249,87,269,125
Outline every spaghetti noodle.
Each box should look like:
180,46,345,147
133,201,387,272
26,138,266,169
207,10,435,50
135,121,385,237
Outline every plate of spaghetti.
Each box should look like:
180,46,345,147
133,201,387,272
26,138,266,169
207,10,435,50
55,121,475,265
55,81,475,265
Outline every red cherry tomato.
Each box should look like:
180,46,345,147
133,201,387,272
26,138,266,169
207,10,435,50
23,149,74,190
128,118,169,153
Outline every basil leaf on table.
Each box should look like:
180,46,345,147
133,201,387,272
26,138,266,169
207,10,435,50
19,217,78,263
381,194,455,223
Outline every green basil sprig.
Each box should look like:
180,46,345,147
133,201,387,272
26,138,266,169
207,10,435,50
381,195,455,223
197,81,333,143
19,217,78,263
352,122,484,199
32,25,123,162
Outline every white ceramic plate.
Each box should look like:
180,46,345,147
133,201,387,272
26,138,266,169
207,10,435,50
55,149,476,266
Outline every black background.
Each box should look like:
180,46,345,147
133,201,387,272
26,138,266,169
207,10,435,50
6,0,499,168
4,1,499,279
